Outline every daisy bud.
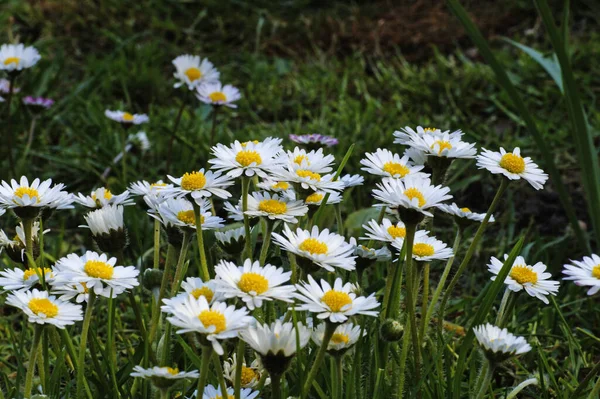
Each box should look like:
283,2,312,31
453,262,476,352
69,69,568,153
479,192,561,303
82,205,128,253
143,268,164,293
380,319,404,342
215,226,246,255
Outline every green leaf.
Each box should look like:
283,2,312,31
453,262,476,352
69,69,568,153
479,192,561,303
343,207,381,237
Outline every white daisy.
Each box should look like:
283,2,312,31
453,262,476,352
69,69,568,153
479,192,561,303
361,218,409,243
372,176,452,217
215,226,246,254
245,192,308,223
201,385,259,399
312,322,362,352
223,200,244,222
81,204,124,236
127,131,151,152
403,146,427,166
301,191,342,206
172,54,219,90
360,149,426,179
74,187,134,209
196,82,241,108
280,147,335,174
271,164,344,193
294,276,380,323
488,255,559,304
154,197,224,231
393,126,444,145
214,259,296,310
272,224,356,272
223,354,268,389
53,251,139,297
129,180,172,197
402,131,477,159
392,233,453,262
131,365,199,389
209,138,284,178
256,179,293,194
105,110,149,125
240,320,311,358
161,277,223,307
166,168,234,202
0,176,73,211
349,238,392,263
339,173,364,188
437,202,495,223
0,267,54,291
6,288,83,328
0,44,41,72
473,323,531,359
49,281,92,303
476,147,548,190
563,254,600,295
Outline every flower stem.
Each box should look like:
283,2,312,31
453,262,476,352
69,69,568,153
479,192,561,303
334,355,343,399
121,127,128,184
419,262,430,343
271,373,283,399
258,221,273,265
241,177,253,260
153,220,161,270
149,242,176,344
77,291,96,399
24,325,43,399
170,232,190,297
396,320,412,397
159,388,170,399
197,345,214,398
212,353,230,399
193,203,210,281
234,339,245,399
474,360,495,399
302,322,336,398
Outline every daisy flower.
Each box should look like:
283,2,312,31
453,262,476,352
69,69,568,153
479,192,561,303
166,168,234,202
129,180,172,197
214,259,296,310
473,323,531,361
22,96,54,109
361,218,409,243
1,221,46,264
349,238,392,263
154,197,224,231
6,288,83,328
197,82,241,108
360,149,426,179
127,131,151,152
339,173,364,188
244,192,308,223
563,254,600,295
53,251,139,297
0,267,54,291
403,146,427,166
281,147,335,174
0,176,73,214
223,354,269,389
289,133,338,148
240,320,311,360
200,385,259,399
272,224,356,272
312,322,362,353
392,126,444,145
50,281,92,303
131,365,199,389
271,164,344,193
372,176,452,217
172,54,219,90
437,202,495,223
402,130,477,159
294,275,380,323
209,138,284,178
82,204,124,236
161,295,253,355
392,233,453,262
476,147,548,190
74,187,134,209
163,277,223,307
223,200,244,221
0,44,41,72
256,179,293,194
302,191,342,206
105,110,149,125
488,255,559,304
215,226,246,255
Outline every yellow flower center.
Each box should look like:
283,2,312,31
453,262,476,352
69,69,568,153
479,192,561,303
215,395,234,399
177,210,203,225
84,260,114,280
294,155,310,165
499,153,526,174
258,199,287,214
241,140,259,148
296,170,321,181
14,186,40,201
460,207,471,213
240,367,258,386
510,265,538,285
413,243,435,257
28,298,58,318
432,140,453,154
209,91,227,102
92,189,113,201
191,286,214,302
272,182,289,190
4,57,20,65
387,225,406,239
23,268,53,281
166,367,179,375
122,112,134,122
298,238,328,255
180,171,207,190
235,150,262,167
198,310,227,333
382,162,410,178
423,127,437,133
404,187,426,207
330,332,350,345
321,290,352,312
185,67,202,82
238,272,269,294
150,182,167,189
305,193,324,204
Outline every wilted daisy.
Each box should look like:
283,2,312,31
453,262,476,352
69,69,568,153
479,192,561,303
155,197,224,231
0,177,73,216
312,322,362,353
272,225,356,272
22,96,54,109
437,202,495,223
244,192,308,223
361,149,426,179
129,180,172,197
131,365,199,389
473,323,531,361
215,226,246,255
166,168,234,201
0,44,41,72
223,354,268,389
105,110,149,125
74,187,134,209
563,254,600,295
295,276,380,323
172,54,219,90
289,133,338,148
209,138,283,178
372,176,452,217
0,267,54,291
477,147,548,190
272,164,344,193
392,233,453,262
53,251,139,297
281,147,335,173
200,385,259,399
6,288,82,328
214,259,295,310
162,295,252,355
339,173,364,188
197,82,241,108
402,130,477,159
393,126,444,145
488,255,559,304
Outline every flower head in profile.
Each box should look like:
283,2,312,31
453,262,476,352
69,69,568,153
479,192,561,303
0,177,73,216
22,96,54,109
197,82,241,108
563,254,600,295
172,54,219,90
289,133,338,149
401,130,477,159
393,126,446,145
223,354,269,389
201,385,259,399
392,233,453,262
166,168,234,202
6,288,83,328
244,191,308,223
74,187,134,209
215,226,246,255
312,322,362,354
295,275,380,323
105,110,149,125
153,197,224,231
129,180,173,197
473,323,531,362
82,204,124,237
360,149,426,179
0,44,41,72
209,138,284,178
339,173,364,188
488,255,559,304
437,202,494,224
477,147,548,190
372,176,452,217
271,164,344,193
131,365,199,389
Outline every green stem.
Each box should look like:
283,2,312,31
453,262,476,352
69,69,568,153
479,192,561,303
77,292,96,399
379,260,396,321
149,241,176,343
212,354,230,399
193,203,210,281
234,340,245,399
271,373,283,399
419,263,430,343
258,221,273,265
24,325,42,399
335,356,343,399
302,322,336,398
474,361,495,399
197,345,214,398
159,388,170,399
170,232,190,297
495,288,511,325
396,323,411,397
288,253,298,284
153,220,161,269
335,204,344,236
121,127,128,184
241,177,252,260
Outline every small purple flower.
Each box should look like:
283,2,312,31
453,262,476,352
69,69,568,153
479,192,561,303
0,78,20,94
289,133,338,148
23,96,54,109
